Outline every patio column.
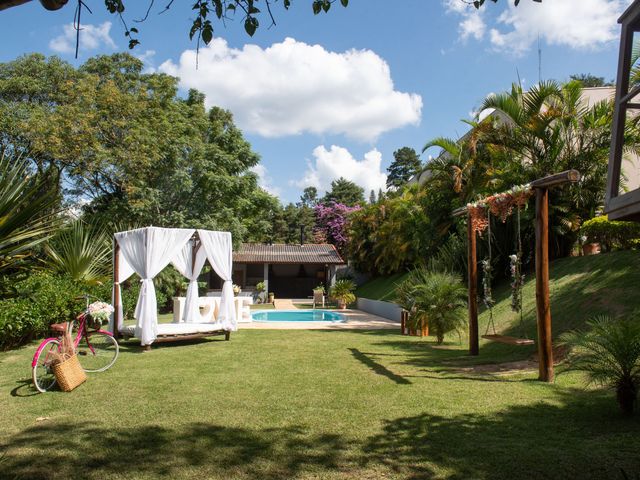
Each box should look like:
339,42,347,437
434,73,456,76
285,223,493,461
263,263,269,294
328,265,337,287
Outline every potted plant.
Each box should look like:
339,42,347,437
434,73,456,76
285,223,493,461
255,281,266,303
329,279,356,310
268,292,275,304
232,284,242,296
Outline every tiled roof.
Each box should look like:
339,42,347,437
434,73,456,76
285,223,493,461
233,243,345,264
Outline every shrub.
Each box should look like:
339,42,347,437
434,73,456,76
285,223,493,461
0,272,111,350
329,279,356,306
580,215,640,252
396,269,467,344
560,313,640,415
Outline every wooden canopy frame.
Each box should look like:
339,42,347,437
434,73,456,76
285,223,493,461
453,170,580,382
112,230,231,349
605,0,640,221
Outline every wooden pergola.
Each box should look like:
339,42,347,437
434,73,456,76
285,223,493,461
605,0,640,222
453,170,580,383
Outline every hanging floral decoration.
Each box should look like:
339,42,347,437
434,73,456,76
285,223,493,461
509,253,525,313
467,203,489,234
469,184,533,224
481,258,494,309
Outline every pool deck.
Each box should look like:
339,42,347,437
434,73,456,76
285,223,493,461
240,308,400,330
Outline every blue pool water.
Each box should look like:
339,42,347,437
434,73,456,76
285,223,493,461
251,310,345,322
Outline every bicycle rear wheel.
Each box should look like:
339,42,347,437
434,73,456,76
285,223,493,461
32,339,60,393
77,332,119,372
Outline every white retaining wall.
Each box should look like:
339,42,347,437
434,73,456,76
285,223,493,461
357,298,402,322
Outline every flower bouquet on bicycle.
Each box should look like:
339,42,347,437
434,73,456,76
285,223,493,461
32,295,119,393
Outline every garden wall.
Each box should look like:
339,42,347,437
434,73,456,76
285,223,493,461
356,298,402,322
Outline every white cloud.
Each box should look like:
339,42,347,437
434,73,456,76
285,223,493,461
250,164,281,197
134,49,157,73
159,37,422,141
294,145,387,196
49,21,116,54
445,0,627,56
490,0,626,56
444,0,487,41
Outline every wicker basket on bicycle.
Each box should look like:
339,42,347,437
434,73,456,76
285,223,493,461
52,353,87,392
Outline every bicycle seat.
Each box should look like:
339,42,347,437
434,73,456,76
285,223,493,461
50,322,68,333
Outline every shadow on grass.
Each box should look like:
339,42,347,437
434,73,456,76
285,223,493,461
360,389,640,480
1,390,639,479
0,421,352,480
348,348,411,385
117,337,229,353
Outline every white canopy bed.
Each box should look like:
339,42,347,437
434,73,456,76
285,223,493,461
110,227,237,348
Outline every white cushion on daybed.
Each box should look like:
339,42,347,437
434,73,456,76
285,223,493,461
119,322,226,337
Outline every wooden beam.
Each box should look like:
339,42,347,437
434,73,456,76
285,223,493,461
112,238,120,339
529,170,580,189
467,213,479,356
452,170,580,217
535,188,554,382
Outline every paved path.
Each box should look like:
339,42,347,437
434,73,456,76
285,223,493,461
273,299,296,310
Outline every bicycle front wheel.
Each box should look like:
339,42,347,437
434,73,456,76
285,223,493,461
32,339,60,393
77,332,119,372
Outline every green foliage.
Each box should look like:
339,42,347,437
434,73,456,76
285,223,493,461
0,150,58,274
386,147,422,189
322,177,365,207
560,314,640,415
0,272,110,350
396,269,467,344
43,220,111,285
580,215,640,252
569,73,612,87
329,279,356,305
0,53,278,244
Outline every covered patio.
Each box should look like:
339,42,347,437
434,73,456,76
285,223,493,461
205,243,345,298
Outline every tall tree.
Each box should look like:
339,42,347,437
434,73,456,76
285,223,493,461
386,146,422,189
569,73,613,88
299,186,318,207
0,53,279,243
322,177,364,207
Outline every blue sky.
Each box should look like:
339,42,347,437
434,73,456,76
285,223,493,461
0,0,631,204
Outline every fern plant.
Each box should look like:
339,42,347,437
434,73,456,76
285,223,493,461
396,268,467,344
560,314,640,415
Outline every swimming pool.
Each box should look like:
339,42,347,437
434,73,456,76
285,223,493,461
251,310,345,322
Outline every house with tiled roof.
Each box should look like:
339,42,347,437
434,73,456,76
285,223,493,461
205,243,345,298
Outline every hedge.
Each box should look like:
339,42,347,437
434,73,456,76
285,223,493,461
580,215,640,252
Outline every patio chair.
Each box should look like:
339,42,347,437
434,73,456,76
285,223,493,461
313,289,325,309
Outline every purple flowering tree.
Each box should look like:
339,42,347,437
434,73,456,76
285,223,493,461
314,202,361,254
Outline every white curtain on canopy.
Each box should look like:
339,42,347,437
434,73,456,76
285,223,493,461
115,227,194,345
197,229,237,331
171,240,208,323
109,247,136,332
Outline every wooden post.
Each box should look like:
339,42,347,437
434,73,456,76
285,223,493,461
112,238,120,339
467,212,479,356
535,188,554,382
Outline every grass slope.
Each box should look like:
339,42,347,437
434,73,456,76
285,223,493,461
357,250,640,354
354,272,409,302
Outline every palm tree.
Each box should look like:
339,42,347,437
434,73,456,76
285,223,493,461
560,314,640,416
478,80,621,255
0,150,58,274
396,269,467,344
44,220,111,285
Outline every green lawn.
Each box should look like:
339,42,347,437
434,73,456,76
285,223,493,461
2,251,640,479
1,328,640,479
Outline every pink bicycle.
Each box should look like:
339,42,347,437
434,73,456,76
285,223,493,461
32,294,119,393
